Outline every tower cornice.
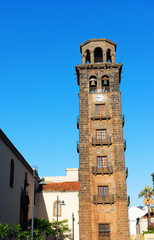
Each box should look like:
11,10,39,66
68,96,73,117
80,39,117,53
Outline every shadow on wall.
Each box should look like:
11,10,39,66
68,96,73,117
35,191,72,240
35,191,48,220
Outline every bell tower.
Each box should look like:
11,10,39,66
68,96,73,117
76,39,129,240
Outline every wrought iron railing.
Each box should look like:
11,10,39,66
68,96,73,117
93,194,114,204
94,57,103,63
125,167,128,178
92,136,112,146
89,86,97,92
122,115,125,126
124,140,126,151
77,116,79,129
77,141,79,153
91,111,111,120
92,166,113,175
128,196,130,206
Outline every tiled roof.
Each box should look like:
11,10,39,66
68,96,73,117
43,181,79,192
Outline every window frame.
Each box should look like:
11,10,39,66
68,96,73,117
95,104,105,116
98,186,109,197
99,223,110,238
97,156,108,169
96,129,107,140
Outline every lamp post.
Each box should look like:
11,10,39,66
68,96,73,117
72,212,75,240
31,169,46,240
151,172,154,190
56,195,59,240
56,196,65,240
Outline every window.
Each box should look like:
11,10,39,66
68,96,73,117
96,129,107,140
95,104,105,116
53,201,61,217
10,159,14,188
98,186,108,197
99,224,110,239
97,156,107,169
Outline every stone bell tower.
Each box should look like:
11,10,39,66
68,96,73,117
75,39,129,240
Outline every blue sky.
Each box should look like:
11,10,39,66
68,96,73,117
0,0,154,206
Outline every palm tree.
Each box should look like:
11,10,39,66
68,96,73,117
138,186,154,229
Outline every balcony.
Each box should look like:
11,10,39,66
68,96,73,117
77,116,79,129
126,167,128,178
91,111,111,121
92,136,112,146
122,115,125,127
128,195,130,206
124,140,126,151
92,166,113,175
77,141,79,153
93,194,114,204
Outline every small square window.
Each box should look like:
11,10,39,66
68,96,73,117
98,186,108,197
96,129,107,140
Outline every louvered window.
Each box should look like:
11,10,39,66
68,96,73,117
99,224,110,239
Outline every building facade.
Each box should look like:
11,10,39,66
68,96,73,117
0,129,33,228
76,39,129,240
35,169,79,240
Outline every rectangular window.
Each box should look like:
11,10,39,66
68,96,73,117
96,129,107,140
95,104,105,116
98,186,108,197
99,224,110,239
53,201,61,217
97,156,108,169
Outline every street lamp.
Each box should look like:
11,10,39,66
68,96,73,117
72,212,75,240
56,196,65,240
31,169,46,240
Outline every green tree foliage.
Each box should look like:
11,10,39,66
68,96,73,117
0,218,70,239
138,185,154,229
50,219,70,238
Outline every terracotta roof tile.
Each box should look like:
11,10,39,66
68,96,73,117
43,181,79,192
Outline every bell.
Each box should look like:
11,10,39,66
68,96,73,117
103,80,108,86
90,80,96,86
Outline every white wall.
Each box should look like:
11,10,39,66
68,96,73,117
0,138,33,225
35,191,79,240
44,168,78,182
128,206,148,235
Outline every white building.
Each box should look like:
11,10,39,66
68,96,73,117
0,129,33,228
35,168,79,240
128,206,148,237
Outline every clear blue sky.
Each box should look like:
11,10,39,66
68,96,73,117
0,0,154,206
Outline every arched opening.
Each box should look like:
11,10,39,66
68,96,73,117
102,75,110,92
10,159,14,188
85,49,90,63
94,47,103,63
89,76,97,93
107,49,111,63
